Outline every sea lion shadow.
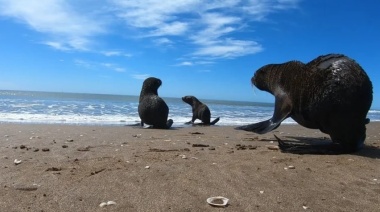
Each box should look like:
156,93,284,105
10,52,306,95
124,124,180,130
276,136,380,158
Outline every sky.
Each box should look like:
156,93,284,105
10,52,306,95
0,0,379,109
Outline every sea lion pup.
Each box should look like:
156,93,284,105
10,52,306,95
236,54,373,153
182,95,220,125
138,77,173,129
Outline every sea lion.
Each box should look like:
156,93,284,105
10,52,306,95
138,77,173,129
236,54,373,153
182,95,220,125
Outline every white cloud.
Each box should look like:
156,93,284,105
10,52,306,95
101,51,132,57
149,22,189,36
191,13,242,46
0,0,301,59
111,0,297,59
0,0,105,51
243,0,301,21
74,59,126,73
131,74,150,80
43,41,70,51
154,38,174,46
193,39,263,58
175,61,194,66
112,0,199,28
101,63,126,73
74,59,94,69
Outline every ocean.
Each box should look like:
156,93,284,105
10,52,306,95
0,90,379,127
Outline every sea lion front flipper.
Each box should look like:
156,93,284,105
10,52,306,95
236,94,292,134
166,119,173,129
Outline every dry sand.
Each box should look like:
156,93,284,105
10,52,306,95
0,123,379,211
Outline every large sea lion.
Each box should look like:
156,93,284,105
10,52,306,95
138,77,173,129
236,54,373,153
182,95,220,125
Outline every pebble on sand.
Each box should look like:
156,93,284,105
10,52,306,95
99,201,116,207
14,159,22,165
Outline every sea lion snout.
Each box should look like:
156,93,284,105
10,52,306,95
251,65,271,91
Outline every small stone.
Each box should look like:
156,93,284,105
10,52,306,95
67,139,74,142
267,145,279,150
20,145,26,149
209,147,216,150
107,201,116,205
62,145,68,148
77,146,90,151
14,185,38,191
192,144,209,147
145,166,150,169
99,202,107,207
288,165,295,169
14,159,22,165
46,167,62,171
41,148,50,152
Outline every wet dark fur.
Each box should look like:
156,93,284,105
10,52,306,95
237,54,373,153
138,77,173,129
182,96,220,125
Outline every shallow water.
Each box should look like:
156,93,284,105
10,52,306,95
1,90,379,127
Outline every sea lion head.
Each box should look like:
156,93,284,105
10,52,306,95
182,95,198,105
140,77,162,96
251,64,283,95
251,61,305,95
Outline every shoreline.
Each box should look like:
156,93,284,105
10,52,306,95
1,123,379,211
1,120,380,127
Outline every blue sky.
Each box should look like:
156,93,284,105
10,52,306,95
0,0,379,109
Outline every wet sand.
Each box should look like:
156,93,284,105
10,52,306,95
1,123,379,211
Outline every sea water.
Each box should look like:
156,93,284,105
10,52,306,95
0,90,379,127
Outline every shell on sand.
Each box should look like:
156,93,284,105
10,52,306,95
206,196,229,207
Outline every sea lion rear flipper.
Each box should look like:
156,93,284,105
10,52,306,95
210,117,220,125
236,94,291,134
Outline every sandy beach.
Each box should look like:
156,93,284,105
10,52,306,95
0,122,379,211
